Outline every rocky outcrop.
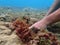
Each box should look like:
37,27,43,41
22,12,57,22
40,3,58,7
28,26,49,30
0,22,22,45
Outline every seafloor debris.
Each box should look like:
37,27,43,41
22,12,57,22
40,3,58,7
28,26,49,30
12,19,60,45
30,31,59,45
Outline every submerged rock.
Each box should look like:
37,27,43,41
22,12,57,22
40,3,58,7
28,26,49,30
0,26,12,35
0,23,22,45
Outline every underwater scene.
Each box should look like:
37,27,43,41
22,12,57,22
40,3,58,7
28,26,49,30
0,0,60,45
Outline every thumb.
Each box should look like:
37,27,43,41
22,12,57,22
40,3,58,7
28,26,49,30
29,26,33,29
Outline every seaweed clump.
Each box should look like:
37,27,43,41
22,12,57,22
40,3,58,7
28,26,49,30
12,19,35,43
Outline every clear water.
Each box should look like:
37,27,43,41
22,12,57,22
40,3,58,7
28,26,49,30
0,0,54,9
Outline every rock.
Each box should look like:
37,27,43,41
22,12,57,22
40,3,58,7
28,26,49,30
0,26,12,35
0,26,22,45
4,34,22,45
0,34,22,45
47,22,60,33
0,21,11,26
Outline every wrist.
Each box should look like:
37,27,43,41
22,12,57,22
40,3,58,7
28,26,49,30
41,17,50,25
36,19,48,29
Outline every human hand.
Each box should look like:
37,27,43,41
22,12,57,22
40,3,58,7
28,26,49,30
29,19,47,31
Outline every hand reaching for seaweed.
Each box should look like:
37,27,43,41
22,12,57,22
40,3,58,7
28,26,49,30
12,19,48,45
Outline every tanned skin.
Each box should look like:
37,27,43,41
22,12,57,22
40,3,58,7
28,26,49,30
46,0,60,15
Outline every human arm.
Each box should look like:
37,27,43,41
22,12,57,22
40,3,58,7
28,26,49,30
29,8,60,30
46,0,60,15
